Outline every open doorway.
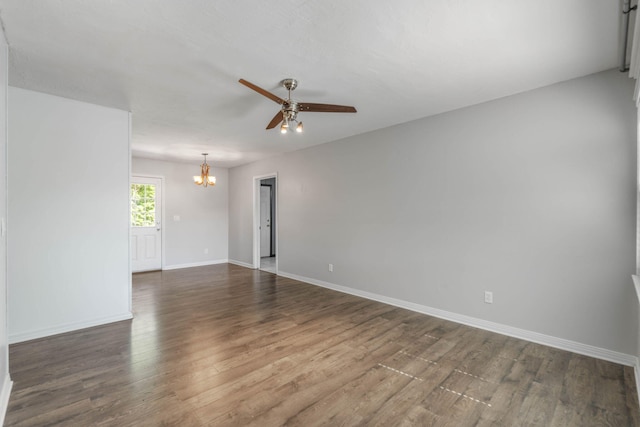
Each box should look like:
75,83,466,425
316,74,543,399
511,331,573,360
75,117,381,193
253,174,277,273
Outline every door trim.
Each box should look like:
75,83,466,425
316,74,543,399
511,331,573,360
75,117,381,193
253,173,278,272
260,183,274,256
131,174,165,271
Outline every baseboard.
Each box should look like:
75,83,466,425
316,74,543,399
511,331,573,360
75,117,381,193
228,259,255,269
8,312,133,344
0,374,12,426
162,259,228,271
278,270,637,367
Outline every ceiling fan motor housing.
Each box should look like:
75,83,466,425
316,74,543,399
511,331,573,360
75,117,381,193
283,100,300,115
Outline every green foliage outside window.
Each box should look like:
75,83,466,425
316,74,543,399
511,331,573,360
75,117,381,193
131,184,156,227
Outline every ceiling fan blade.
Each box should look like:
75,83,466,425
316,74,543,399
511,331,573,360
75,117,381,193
298,102,357,113
239,79,284,104
266,111,283,129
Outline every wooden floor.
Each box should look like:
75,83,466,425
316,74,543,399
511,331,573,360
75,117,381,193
6,264,640,426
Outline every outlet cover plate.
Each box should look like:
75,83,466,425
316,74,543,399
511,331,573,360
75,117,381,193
484,291,493,304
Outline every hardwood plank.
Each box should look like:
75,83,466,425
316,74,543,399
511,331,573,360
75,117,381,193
5,264,639,426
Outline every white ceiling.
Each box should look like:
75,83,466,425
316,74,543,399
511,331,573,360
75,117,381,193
0,0,623,168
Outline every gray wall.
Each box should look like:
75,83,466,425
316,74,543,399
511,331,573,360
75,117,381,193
8,88,131,342
229,69,637,355
132,157,229,268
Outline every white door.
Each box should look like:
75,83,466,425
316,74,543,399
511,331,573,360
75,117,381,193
260,185,271,257
131,176,162,272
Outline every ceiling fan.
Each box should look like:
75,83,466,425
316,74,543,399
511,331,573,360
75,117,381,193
239,78,357,133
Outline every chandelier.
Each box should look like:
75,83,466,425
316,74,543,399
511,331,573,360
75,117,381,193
193,153,216,187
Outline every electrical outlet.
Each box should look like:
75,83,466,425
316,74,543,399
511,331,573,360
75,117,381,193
328,263,333,272
204,248,209,254
484,291,493,304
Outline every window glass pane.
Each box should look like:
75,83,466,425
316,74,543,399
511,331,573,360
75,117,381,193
131,184,157,227
131,184,144,200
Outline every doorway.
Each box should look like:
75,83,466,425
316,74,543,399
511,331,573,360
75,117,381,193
253,174,277,273
131,175,163,272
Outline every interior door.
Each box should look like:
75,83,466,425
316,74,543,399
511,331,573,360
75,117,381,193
260,185,271,257
131,176,162,272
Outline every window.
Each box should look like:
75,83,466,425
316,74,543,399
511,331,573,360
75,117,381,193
131,183,156,227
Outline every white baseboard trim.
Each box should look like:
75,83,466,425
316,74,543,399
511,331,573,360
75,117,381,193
162,259,228,271
278,270,637,367
8,312,133,344
0,374,12,426
228,259,255,269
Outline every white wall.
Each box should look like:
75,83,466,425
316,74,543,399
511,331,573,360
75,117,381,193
8,88,131,343
132,157,228,269
0,26,11,424
229,69,638,359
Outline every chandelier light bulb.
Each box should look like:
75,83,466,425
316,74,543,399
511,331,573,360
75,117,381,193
280,122,288,134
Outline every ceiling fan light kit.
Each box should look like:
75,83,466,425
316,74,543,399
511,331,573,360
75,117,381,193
280,104,304,134
239,78,357,134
